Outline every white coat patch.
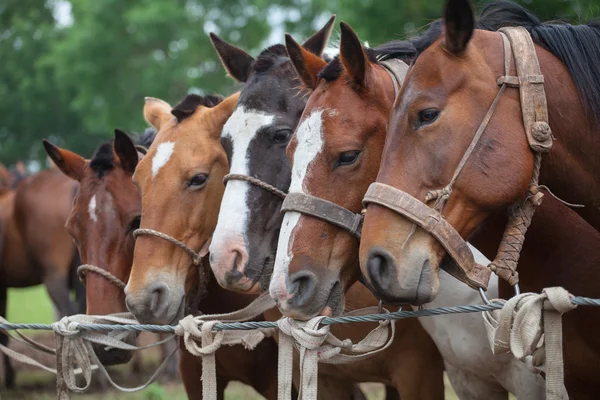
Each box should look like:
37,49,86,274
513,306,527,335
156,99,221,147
151,141,175,178
88,195,98,223
210,107,275,255
270,110,324,296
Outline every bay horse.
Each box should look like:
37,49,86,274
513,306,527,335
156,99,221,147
42,129,178,376
358,0,600,396
207,22,444,399
124,93,288,399
0,168,84,388
274,23,544,399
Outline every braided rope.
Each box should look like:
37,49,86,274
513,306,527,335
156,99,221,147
223,174,287,199
133,228,203,266
77,264,126,290
1,295,598,334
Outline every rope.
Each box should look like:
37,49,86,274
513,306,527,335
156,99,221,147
2,295,598,333
483,288,577,400
77,264,126,290
133,228,203,266
223,174,287,199
1,292,598,399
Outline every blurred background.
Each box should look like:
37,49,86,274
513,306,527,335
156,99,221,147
1,0,598,167
0,0,598,398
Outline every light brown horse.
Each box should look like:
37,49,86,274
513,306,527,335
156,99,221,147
124,93,286,399
358,0,600,397
0,168,83,388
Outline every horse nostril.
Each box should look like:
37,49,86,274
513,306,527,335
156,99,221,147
288,271,317,305
367,247,396,286
148,283,169,315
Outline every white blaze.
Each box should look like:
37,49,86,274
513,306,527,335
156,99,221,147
151,141,175,178
270,110,324,297
88,194,98,223
210,107,275,256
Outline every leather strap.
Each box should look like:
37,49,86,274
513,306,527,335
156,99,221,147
281,193,363,238
498,27,553,152
363,182,492,290
380,59,410,98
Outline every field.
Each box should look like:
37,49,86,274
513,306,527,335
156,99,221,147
0,285,467,399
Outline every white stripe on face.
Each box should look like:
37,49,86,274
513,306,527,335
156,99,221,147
151,141,175,178
210,107,275,259
88,194,98,223
270,110,324,298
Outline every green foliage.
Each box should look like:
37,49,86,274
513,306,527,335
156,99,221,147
0,0,598,163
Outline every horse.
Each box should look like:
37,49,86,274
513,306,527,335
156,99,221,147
42,129,179,378
358,0,600,396
207,22,444,400
274,22,544,399
0,167,84,388
122,93,289,399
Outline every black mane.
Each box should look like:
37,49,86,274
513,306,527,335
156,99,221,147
89,128,157,178
172,94,224,123
319,1,600,124
477,0,600,123
252,44,290,74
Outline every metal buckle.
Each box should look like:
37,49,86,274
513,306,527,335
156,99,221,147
479,283,520,305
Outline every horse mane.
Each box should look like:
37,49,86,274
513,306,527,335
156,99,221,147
171,94,225,123
89,128,157,178
89,142,115,178
253,44,291,73
476,0,600,123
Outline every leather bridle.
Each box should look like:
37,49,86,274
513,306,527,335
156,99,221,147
279,59,410,240
363,27,554,295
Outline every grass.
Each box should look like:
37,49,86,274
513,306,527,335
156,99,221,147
7,285,54,326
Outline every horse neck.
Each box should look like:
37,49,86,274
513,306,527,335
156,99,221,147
537,51,600,230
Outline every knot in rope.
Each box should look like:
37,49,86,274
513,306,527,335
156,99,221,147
531,121,553,145
175,316,224,356
482,287,576,400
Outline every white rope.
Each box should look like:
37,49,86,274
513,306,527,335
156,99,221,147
482,287,576,400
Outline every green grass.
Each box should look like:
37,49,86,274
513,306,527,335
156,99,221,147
6,285,54,326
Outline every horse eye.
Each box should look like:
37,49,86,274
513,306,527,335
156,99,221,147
417,108,440,127
128,216,141,233
273,129,292,144
188,173,208,188
336,151,361,167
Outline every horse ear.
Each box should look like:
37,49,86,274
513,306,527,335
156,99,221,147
210,92,240,136
143,97,172,130
113,129,139,175
42,140,86,182
339,22,369,88
302,15,336,57
286,34,328,90
443,0,475,54
210,33,255,83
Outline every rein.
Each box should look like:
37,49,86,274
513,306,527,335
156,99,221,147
363,27,555,293
279,59,410,240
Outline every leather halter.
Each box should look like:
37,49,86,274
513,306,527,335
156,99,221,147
363,27,553,292
280,59,410,239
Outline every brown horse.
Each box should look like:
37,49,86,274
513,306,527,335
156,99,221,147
124,93,286,399
274,23,544,399
360,0,600,303
42,130,180,374
358,0,600,397
0,168,84,388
